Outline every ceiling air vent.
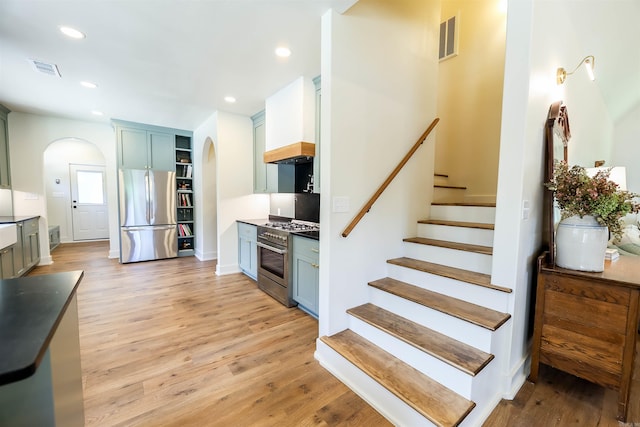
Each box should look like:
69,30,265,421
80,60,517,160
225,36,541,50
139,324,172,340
29,59,62,77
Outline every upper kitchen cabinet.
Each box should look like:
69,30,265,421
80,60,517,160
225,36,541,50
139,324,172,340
113,120,175,171
252,110,278,193
0,104,12,189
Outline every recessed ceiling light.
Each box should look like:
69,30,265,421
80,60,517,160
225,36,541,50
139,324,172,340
80,81,97,89
224,96,236,103
59,26,85,39
91,110,103,116
275,47,291,58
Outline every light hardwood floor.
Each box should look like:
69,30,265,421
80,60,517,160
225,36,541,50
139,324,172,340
30,242,640,426
30,242,390,427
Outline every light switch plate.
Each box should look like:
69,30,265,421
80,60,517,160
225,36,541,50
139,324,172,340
332,196,350,213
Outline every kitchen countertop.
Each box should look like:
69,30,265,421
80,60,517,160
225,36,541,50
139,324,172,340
0,270,84,386
237,218,319,240
236,218,270,227
0,215,40,224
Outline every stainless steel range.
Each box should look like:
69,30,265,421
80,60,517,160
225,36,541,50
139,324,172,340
256,220,319,307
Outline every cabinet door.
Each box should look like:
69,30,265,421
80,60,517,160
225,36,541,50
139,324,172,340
148,131,175,171
13,222,25,276
0,114,10,188
292,255,319,316
118,128,148,169
22,219,39,269
249,239,258,279
0,245,15,279
239,236,252,273
253,116,267,193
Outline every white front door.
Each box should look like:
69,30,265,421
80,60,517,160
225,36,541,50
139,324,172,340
70,164,109,241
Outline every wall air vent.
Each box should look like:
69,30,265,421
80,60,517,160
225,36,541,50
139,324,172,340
29,59,62,77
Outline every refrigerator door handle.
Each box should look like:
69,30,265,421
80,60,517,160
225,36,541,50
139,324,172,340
123,225,175,231
145,170,152,224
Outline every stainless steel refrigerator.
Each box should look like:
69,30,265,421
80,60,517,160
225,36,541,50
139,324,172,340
119,169,177,263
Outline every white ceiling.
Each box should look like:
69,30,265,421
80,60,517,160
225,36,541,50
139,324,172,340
0,0,357,131
0,0,638,132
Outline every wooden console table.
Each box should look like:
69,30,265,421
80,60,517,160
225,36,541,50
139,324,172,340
530,252,640,422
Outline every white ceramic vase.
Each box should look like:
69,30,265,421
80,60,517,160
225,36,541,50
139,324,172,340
556,215,609,272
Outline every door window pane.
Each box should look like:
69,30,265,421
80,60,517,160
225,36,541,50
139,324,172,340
77,171,104,204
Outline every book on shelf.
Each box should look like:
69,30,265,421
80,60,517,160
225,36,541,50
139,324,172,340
186,165,192,178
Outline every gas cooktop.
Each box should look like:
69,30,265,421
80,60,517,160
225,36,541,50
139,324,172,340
262,220,319,232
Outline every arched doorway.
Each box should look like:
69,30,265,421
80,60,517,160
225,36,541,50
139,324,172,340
44,138,109,243
198,136,217,260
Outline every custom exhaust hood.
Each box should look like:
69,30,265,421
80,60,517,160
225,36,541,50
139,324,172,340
264,76,316,164
264,141,315,164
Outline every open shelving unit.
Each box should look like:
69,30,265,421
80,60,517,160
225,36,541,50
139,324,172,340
175,135,194,256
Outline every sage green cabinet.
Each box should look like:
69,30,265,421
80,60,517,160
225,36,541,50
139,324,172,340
252,110,278,193
6,217,40,278
292,235,319,317
0,244,15,279
0,104,11,189
114,121,175,171
238,222,257,280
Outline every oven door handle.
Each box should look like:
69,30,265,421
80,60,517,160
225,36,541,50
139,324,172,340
257,241,288,255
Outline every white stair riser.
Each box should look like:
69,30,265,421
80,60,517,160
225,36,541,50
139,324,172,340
348,316,473,398
315,340,437,427
385,264,509,313
459,362,503,427
369,287,494,352
430,205,495,224
403,242,493,275
417,223,494,247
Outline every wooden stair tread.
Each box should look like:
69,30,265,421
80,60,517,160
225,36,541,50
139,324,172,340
434,185,467,190
348,303,494,376
387,257,511,293
320,330,475,427
431,202,496,207
403,237,493,255
369,277,511,330
418,219,494,230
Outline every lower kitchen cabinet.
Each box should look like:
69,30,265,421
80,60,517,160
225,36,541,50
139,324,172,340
0,245,15,279
292,235,319,318
237,222,257,280
6,217,40,278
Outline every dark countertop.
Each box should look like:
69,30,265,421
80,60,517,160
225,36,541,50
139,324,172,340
0,270,84,386
0,215,40,224
236,218,269,227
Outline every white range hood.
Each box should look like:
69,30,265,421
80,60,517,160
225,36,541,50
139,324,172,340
264,76,316,164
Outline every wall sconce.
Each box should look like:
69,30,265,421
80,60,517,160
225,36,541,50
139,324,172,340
557,55,595,84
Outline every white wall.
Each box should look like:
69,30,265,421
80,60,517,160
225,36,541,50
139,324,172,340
612,105,640,193
193,113,219,261
492,0,616,397
318,0,439,337
43,139,106,244
206,111,269,275
7,112,118,261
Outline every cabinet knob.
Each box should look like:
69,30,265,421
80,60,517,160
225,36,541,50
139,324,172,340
311,263,319,268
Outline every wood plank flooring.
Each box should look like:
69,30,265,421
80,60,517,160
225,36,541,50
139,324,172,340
28,241,640,426
29,242,390,427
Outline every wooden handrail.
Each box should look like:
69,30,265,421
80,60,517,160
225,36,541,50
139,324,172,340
341,118,440,238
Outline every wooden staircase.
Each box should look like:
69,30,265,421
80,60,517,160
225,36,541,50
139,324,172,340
318,201,512,426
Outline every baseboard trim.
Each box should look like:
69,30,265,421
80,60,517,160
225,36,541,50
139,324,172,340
216,264,240,276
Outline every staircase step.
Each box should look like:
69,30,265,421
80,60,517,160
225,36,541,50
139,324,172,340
320,330,475,427
418,219,494,230
369,277,511,331
431,202,496,207
347,303,494,376
387,257,511,293
434,184,467,190
403,237,493,256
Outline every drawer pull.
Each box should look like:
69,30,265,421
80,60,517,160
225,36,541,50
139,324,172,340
310,248,319,253
311,263,319,268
